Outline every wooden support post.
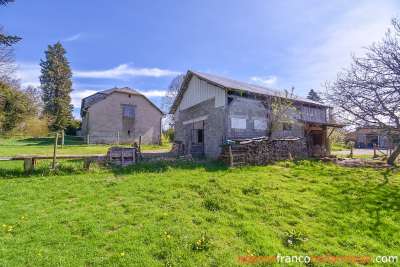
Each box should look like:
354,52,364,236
350,143,354,158
24,158,34,173
373,144,377,158
61,129,64,149
117,132,120,146
83,157,91,170
228,146,233,167
138,136,142,161
53,133,58,171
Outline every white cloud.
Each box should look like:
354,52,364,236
140,90,167,98
70,90,98,108
250,76,278,87
73,63,181,79
63,33,84,42
16,63,41,88
282,1,396,94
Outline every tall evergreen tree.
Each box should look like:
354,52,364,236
306,89,323,103
40,42,73,131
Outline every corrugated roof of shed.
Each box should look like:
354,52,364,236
169,70,328,113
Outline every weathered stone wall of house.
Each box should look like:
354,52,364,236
220,138,310,166
227,98,268,139
227,98,304,140
82,92,162,145
174,98,225,158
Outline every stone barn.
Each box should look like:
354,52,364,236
170,70,343,158
81,87,164,144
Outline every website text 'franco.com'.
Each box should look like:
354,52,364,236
238,254,398,265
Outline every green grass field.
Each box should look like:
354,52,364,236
0,139,399,266
0,137,172,157
331,142,349,152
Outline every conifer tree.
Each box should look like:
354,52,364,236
40,42,73,131
306,89,323,103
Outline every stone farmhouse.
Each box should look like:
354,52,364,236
170,70,343,158
81,87,164,144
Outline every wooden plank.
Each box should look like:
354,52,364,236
11,154,106,160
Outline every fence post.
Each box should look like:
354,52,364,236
53,133,58,171
138,136,142,161
350,143,354,158
61,129,64,149
117,132,120,145
373,144,376,158
228,145,233,167
86,134,90,145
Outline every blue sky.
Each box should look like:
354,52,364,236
1,0,399,118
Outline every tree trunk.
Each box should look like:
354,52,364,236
387,142,400,166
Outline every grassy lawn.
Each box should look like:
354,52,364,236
0,137,172,157
331,142,349,152
0,140,399,266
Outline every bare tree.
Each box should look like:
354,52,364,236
0,25,20,88
161,74,185,129
326,17,400,165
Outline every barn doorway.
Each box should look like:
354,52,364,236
190,121,204,156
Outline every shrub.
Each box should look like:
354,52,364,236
163,129,174,142
13,117,50,137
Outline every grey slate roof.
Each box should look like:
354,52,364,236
169,70,328,114
80,87,164,117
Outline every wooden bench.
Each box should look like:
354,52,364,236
0,154,106,173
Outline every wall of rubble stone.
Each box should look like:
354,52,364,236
220,138,310,166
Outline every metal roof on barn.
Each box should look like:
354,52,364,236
170,70,328,114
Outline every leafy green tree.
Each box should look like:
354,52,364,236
40,42,73,131
65,118,82,135
0,81,33,133
306,89,323,103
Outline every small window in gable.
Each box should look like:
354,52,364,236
123,105,135,118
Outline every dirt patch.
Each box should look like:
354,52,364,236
336,158,398,169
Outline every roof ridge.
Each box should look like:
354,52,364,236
189,70,326,106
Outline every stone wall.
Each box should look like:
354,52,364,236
227,98,268,139
174,98,225,158
82,92,163,145
227,98,305,139
220,138,310,166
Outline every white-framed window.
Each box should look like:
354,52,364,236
254,119,268,130
231,118,246,129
